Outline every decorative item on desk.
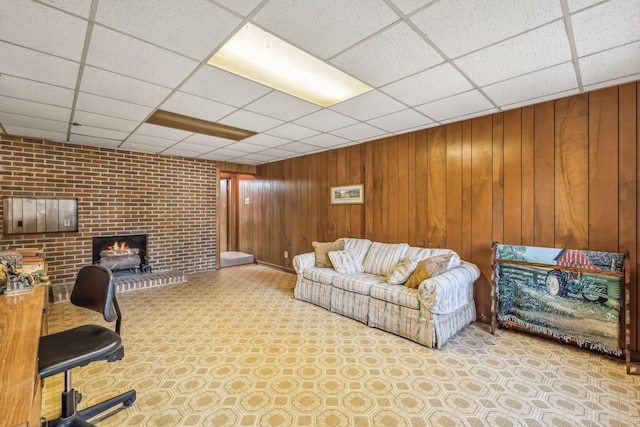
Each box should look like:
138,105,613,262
0,259,33,294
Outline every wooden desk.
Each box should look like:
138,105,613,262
0,286,46,427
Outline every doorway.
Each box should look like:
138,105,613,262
219,172,254,268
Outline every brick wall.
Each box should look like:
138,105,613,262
1,134,217,287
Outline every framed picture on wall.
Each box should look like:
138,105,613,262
331,184,364,205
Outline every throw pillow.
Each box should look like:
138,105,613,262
386,256,419,285
328,250,365,274
405,254,453,288
312,240,345,268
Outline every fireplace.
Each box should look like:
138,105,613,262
92,234,149,273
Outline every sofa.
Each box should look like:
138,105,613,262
293,238,480,348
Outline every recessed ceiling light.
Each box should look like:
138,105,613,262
145,110,256,141
209,23,372,107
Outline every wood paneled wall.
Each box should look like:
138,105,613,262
238,82,639,352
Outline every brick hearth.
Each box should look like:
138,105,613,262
50,270,187,303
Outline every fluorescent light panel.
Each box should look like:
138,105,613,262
146,110,256,141
209,23,372,107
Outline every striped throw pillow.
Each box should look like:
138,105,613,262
386,256,420,285
328,250,365,274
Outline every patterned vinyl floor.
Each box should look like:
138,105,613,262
41,264,640,426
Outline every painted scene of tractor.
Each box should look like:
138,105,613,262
493,244,626,356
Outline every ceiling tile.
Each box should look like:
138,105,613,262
381,63,473,106
502,89,580,111
125,133,176,147
367,109,433,133
232,153,279,163
135,123,193,140
241,133,292,148
566,0,602,12
38,0,93,18
72,110,140,133
4,125,67,142
266,123,320,140
1,0,87,61
69,134,122,148
277,141,322,154
119,141,166,154
208,147,252,158
330,123,387,141
293,109,358,133
301,133,351,148
254,0,399,59
183,133,235,149
161,147,204,157
162,91,237,122
181,66,272,107
0,96,72,122
411,0,562,58
483,62,578,107
75,92,153,122
415,90,495,122
0,41,80,88
224,157,261,165
86,25,198,87
80,66,172,107
579,40,640,86
244,91,322,121
438,107,498,124
388,0,433,15
256,147,297,158
214,0,264,16
455,21,572,87
331,90,406,121
71,125,130,140
198,152,236,161
0,75,74,108
331,22,443,87
583,73,640,92
95,0,241,61
571,0,640,57
0,112,68,133
220,110,284,133
225,141,269,153
164,141,213,154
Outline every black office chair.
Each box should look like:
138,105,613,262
39,265,136,426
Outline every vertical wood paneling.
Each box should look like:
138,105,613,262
446,123,463,254
461,121,473,261
492,113,504,245
534,101,555,247
589,87,619,252
503,109,522,244
521,106,535,245
415,131,428,247
619,83,637,350
427,127,447,248
555,94,589,249
247,81,640,353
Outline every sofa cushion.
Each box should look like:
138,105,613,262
362,242,410,276
339,238,372,264
333,273,386,295
328,250,365,274
406,247,461,270
405,254,452,288
312,240,344,268
386,256,419,285
303,267,342,285
370,283,421,310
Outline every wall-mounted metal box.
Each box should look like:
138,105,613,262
3,197,78,234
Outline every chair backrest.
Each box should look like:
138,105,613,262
70,265,122,334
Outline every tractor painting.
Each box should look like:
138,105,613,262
545,249,623,304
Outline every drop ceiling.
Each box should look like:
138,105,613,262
1,0,639,165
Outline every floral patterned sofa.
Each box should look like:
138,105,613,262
293,238,480,348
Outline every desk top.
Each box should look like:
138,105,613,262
0,286,45,427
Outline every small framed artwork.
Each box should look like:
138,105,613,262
331,184,364,205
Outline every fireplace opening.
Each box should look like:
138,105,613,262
92,234,150,274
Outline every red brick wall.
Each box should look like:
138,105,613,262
1,134,217,286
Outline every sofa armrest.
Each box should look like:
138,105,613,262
293,252,315,274
418,261,480,314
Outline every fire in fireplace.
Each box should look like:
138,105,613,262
92,234,149,273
